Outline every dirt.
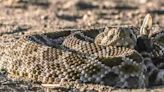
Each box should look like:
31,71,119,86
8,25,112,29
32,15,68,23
0,0,164,92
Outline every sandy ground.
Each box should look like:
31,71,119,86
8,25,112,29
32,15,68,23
0,0,164,91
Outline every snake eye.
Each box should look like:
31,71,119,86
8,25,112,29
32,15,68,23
109,34,114,39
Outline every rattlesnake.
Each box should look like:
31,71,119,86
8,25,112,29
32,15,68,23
0,14,164,90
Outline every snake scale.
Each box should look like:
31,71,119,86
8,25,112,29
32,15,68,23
0,14,164,89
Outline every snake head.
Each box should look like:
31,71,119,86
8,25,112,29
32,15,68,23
95,26,137,48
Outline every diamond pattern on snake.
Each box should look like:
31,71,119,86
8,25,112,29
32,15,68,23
0,14,164,89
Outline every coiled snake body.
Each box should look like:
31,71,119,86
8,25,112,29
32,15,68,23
0,14,164,89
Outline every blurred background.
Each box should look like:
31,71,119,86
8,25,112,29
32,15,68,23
0,0,164,35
